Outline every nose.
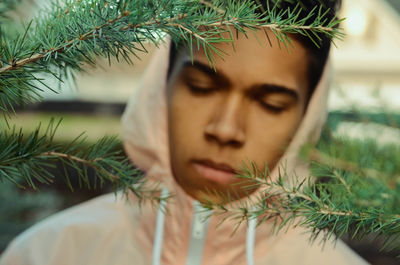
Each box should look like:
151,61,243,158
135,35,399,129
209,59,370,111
204,94,246,147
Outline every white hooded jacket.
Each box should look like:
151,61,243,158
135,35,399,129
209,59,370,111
0,41,369,265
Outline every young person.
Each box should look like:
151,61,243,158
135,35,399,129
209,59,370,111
1,1,368,264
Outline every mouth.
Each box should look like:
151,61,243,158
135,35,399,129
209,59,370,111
191,159,238,185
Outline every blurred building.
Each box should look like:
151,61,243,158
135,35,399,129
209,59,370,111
330,0,400,145
330,0,400,113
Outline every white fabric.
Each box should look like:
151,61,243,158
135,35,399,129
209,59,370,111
153,188,169,265
246,216,257,265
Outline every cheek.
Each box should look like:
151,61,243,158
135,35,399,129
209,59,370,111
167,84,212,157
245,105,303,169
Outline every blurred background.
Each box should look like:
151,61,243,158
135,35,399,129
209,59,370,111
1,0,400,263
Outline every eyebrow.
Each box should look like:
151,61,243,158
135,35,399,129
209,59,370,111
182,60,231,87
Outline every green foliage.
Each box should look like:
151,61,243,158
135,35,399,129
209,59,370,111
0,119,142,192
307,135,400,250
0,0,343,114
0,0,22,20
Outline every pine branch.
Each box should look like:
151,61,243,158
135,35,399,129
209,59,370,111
0,119,143,192
202,168,400,249
307,148,400,188
0,0,343,114
39,151,120,181
200,134,400,253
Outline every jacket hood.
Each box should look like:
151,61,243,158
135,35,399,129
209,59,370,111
121,39,330,194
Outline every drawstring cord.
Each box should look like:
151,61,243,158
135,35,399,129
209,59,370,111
153,189,256,265
152,188,169,265
246,215,257,265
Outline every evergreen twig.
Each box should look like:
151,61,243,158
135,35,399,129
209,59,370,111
0,119,142,192
0,0,343,114
201,133,400,253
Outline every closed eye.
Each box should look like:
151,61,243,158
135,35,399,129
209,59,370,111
258,97,293,113
248,84,299,114
258,100,288,113
187,83,217,94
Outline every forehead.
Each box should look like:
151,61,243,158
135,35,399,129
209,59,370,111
187,29,309,95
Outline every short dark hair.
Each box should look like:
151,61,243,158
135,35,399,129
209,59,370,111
167,0,342,97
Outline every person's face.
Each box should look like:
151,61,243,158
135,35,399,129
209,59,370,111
167,29,310,203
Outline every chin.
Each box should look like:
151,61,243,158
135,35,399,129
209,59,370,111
187,180,259,205
171,161,260,204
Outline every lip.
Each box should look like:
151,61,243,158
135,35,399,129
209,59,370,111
191,159,238,185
